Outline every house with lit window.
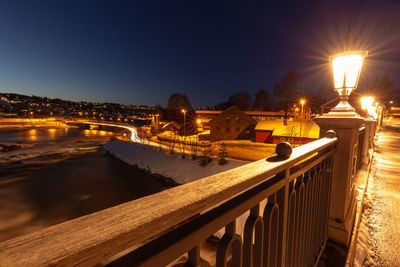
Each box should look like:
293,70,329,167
209,106,256,141
255,120,319,146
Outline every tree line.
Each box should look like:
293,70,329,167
158,71,400,124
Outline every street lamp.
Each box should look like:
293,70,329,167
300,99,305,119
360,96,376,119
330,51,368,114
181,109,186,138
360,96,374,111
299,99,306,146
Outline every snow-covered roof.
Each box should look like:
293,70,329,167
255,119,319,138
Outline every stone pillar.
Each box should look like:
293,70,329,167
361,118,376,164
314,116,364,246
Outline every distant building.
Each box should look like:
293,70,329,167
255,120,319,146
161,121,181,133
196,109,310,130
209,106,256,141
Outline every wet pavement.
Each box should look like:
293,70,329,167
359,120,400,266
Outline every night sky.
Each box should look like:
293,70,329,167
0,0,399,107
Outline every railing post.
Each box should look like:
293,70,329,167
361,118,376,164
314,116,364,246
277,170,289,267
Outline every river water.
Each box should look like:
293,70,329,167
0,127,174,242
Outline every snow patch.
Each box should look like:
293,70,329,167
103,139,248,184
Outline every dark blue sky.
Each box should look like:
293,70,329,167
0,0,399,107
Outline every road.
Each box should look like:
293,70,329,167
68,120,143,142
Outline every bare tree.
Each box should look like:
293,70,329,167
189,138,200,159
253,89,270,111
199,144,212,166
218,142,228,165
177,137,186,158
284,125,298,146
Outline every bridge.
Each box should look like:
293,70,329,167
0,114,379,266
65,119,142,143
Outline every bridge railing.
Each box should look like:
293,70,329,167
0,137,337,267
356,126,366,174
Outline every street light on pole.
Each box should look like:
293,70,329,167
299,99,305,146
300,99,305,119
181,109,186,138
329,50,368,116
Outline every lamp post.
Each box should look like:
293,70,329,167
314,50,369,245
329,51,368,116
300,99,305,119
299,99,305,145
181,109,186,138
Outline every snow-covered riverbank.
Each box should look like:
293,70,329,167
103,139,248,184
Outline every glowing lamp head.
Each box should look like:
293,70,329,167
331,51,367,96
181,109,186,114
196,119,201,124
360,97,374,111
300,99,305,105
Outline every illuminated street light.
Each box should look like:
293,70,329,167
299,99,306,145
300,99,305,119
360,97,374,111
181,109,186,138
196,119,201,124
330,51,368,114
360,96,377,119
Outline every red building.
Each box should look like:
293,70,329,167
255,120,320,146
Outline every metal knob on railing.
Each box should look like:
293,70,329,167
326,130,336,138
267,142,292,162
